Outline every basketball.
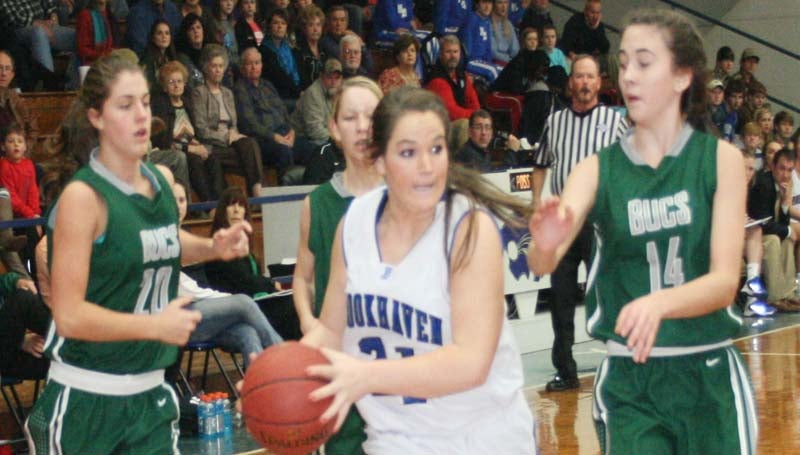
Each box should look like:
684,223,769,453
241,341,336,455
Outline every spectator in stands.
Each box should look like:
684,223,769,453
732,47,761,91
711,45,734,86
755,107,774,149
720,79,745,144
179,0,217,41
748,147,800,310
319,6,349,60
707,78,726,134
141,20,178,88
508,0,524,26
236,0,266,51
176,13,209,87
212,0,239,70
541,24,570,75
559,0,609,61
340,33,368,78
75,0,118,66
205,186,301,340
426,34,480,152
125,0,181,55
0,271,49,381
742,122,764,170
454,109,494,172
259,8,301,103
0,51,38,144
774,111,795,150
490,0,520,65
520,27,538,51
234,47,298,174
378,34,421,94
492,47,548,95
740,81,768,125
0,124,40,219
519,50,561,153
519,0,553,36
191,44,264,196
461,0,501,81
372,0,424,43
172,180,282,368
292,57,343,149
3,0,79,89
152,60,224,203
434,0,472,36
741,150,774,316
294,5,327,91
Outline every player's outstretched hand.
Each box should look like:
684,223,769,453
529,197,574,252
213,220,252,260
614,295,665,363
307,347,369,432
154,296,202,346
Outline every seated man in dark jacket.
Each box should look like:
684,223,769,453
454,110,494,172
234,47,309,174
747,147,799,312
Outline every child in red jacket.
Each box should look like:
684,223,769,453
0,124,40,219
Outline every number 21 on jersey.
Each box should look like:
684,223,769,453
646,236,685,291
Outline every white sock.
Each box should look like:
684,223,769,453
746,263,760,280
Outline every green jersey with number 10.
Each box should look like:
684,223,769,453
44,161,181,374
585,126,741,347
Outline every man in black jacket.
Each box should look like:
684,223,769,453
559,0,609,61
747,147,800,312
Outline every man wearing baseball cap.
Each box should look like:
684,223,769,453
707,78,726,133
732,47,761,91
292,58,344,150
712,45,735,85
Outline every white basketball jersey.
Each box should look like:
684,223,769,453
341,187,529,435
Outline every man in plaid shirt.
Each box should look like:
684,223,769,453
0,0,78,89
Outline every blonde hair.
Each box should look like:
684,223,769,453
331,76,383,121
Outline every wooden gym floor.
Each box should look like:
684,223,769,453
3,315,799,454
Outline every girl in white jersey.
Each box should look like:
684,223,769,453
303,87,536,454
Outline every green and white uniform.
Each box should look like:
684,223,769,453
307,172,367,455
26,151,182,455
587,126,757,455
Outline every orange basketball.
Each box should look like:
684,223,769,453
241,341,335,455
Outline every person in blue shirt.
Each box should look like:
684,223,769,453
508,0,524,27
434,0,472,36
372,0,428,44
460,0,502,81
125,0,182,55
721,79,745,143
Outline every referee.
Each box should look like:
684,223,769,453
531,54,627,392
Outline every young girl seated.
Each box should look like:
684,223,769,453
541,24,570,75
0,123,40,219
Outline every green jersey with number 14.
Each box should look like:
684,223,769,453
44,160,181,374
585,126,741,347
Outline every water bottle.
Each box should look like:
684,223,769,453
214,393,225,437
198,395,217,455
222,393,233,436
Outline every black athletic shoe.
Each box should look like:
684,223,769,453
545,375,580,392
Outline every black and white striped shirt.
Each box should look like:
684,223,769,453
533,105,628,195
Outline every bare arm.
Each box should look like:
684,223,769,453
531,166,548,210
50,182,200,345
293,197,318,334
615,141,746,363
308,212,507,429
527,155,599,275
302,220,348,351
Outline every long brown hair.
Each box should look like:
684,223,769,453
622,9,710,132
370,87,532,271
